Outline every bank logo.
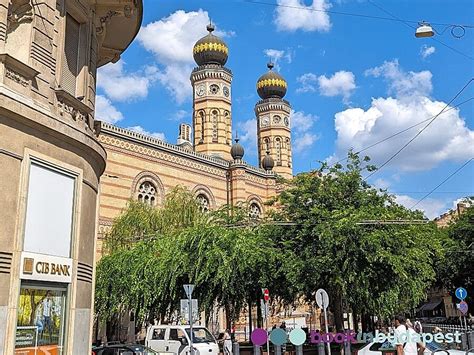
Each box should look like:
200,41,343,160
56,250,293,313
23,257,34,275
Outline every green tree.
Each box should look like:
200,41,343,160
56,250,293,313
436,199,474,310
270,152,445,331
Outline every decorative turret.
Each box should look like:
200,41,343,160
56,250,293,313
230,137,245,161
193,24,229,66
190,24,233,161
255,62,292,179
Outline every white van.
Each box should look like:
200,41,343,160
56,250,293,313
145,325,219,355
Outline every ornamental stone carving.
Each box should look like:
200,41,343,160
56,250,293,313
7,0,34,25
5,68,28,86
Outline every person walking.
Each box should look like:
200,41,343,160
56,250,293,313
223,329,232,355
393,315,425,355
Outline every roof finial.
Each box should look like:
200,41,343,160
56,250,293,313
207,20,215,33
235,131,239,143
267,62,274,70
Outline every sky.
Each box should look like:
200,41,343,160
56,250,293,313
95,0,474,219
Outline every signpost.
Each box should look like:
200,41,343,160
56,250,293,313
315,289,331,355
455,287,468,329
262,288,270,355
184,284,195,355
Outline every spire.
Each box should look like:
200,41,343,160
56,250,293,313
267,62,274,70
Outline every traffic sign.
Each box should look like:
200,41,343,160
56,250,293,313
184,284,195,298
262,288,270,302
455,287,467,300
315,289,329,309
459,301,468,315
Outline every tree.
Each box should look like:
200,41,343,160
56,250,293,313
269,152,445,331
436,198,474,310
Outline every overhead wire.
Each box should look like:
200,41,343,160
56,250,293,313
409,158,474,209
363,78,474,180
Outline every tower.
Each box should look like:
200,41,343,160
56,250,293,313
191,25,233,160
255,63,293,179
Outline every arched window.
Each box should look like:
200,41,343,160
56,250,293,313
263,138,270,152
249,203,262,219
211,110,218,142
196,194,210,212
286,137,292,167
224,111,230,144
137,181,157,206
199,111,205,143
275,137,282,166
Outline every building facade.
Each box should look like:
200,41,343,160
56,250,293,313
0,0,141,353
96,25,295,259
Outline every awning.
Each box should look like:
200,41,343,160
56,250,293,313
418,300,443,311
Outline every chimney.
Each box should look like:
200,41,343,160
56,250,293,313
177,123,192,145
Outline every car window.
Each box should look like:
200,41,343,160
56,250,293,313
152,328,166,340
170,328,186,341
186,328,215,343
369,343,383,351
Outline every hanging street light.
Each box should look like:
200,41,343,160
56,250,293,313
415,21,435,38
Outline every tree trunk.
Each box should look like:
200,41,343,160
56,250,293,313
248,300,253,336
332,288,344,332
256,299,263,328
352,310,359,332
225,304,232,330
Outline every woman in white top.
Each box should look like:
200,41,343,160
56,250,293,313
394,315,425,355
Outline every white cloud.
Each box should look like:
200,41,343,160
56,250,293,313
275,0,332,32
297,71,356,102
333,60,474,171
395,194,446,219
137,10,233,103
264,48,293,70
317,71,356,101
95,95,123,124
365,59,432,98
170,109,190,122
97,61,157,102
420,45,436,59
291,110,319,153
238,119,258,156
127,126,166,141
373,178,391,190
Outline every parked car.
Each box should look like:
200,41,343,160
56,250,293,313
357,340,473,355
145,325,219,355
92,343,158,355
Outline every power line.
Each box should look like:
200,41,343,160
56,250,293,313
367,0,474,61
329,97,474,169
364,78,474,180
241,0,474,28
410,158,474,209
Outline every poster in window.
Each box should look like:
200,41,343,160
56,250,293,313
15,286,67,355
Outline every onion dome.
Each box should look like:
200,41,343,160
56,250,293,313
230,137,245,160
193,24,229,66
256,62,287,99
262,151,275,171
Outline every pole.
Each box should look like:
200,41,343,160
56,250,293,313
322,299,331,355
266,301,269,355
189,295,193,355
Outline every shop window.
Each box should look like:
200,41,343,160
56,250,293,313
23,162,75,258
15,283,67,354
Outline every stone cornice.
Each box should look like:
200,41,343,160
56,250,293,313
0,54,39,81
191,65,233,83
96,122,276,180
255,97,291,114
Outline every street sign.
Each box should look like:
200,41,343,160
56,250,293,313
315,289,329,309
260,299,269,318
455,287,467,300
459,301,468,315
180,299,199,322
262,288,270,302
184,284,195,298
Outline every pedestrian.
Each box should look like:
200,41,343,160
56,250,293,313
280,321,286,331
223,329,232,355
393,315,425,355
413,320,422,334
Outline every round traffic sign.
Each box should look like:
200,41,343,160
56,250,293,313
263,288,270,302
316,289,329,309
459,301,468,315
455,287,467,300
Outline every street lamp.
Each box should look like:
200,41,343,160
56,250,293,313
415,21,435,38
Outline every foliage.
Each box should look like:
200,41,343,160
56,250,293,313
269,151,445,328
435,198,474,309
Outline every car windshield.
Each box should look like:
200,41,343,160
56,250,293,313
185,328,215,343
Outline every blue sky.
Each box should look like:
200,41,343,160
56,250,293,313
96,0,474,218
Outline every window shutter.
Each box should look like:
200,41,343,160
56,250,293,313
61,14,80,96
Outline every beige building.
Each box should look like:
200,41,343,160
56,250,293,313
0,0,141,353
96,25,294,259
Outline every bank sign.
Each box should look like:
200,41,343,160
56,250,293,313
20,251,73,283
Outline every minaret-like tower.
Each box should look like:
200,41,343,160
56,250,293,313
255,63,293,179
190,24,233,160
